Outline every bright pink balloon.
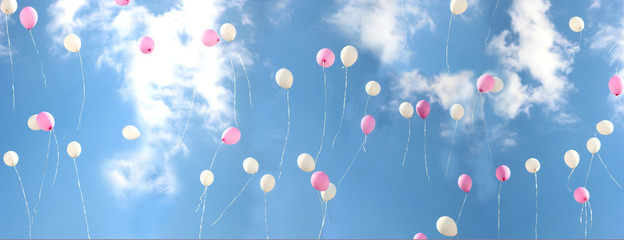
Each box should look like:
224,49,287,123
311,171,330,191
360,115,376,135
316,48,335,68
138,36,155,54
202,29,219,47
413,233,427,239
36,112,55,131
19,7,38,30
457,174,472,193
574,187,590,203
477,74,495,93
221,127,241,145
416,100,430,119
609,75,623,96
114,0,130,6
495,165,511,182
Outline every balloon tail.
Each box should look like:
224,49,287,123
77,51,86,130
72,158,90,239
29,30,48,88
498,182,502,240
457,193,467,224
264,192,269,240
51,130,60,190
318,201,328,239
609,34,622,54
597,153,622,188
588,200,592,229
445,13,453,73
584,154,594,187
14,166,32,240
364,95,370,116
212,174,254,226
577,31,583,49
316,66,327,164
278,90,290,179
401,0,412,58
535,173,538,240
6,15,14,110
402,118,411,167
339,136,367,187
209,142,223,171
567,168,575,192
617,96,622,105
424,119,430,181
332,67,349,148
34,131,52,218
446,120,458,176
481,94,494,165
176,83,197,147
197,186,207,239
471,93,480,150
484,0,500,47
229,55,238,127
584,202,588,239
195,186,207,213
237,53,252,108
579,202,584,230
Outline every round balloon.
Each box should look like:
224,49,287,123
202,29,219,47
19,6,37,30
340,45,358,67
413,233,427,239
457,174,472,193
564,150,580,169
609,76,623,96
569,16,584,32
67,141,82,158
496,165,511,182
122,125,140,140
316,48,335,68
365,81,381,96
138,36,155,54
436,216,457,237
416,100,430,119
574,187,589,203
3,151,18,167
27,114,40,131
491,77,504,93
243,157,259,174
200,170,214,187
221,127,241,145
525,158,540,173
114,0,130,6
321,182,336,201
275,68,293,89
361,115,376,135
477,74,495,93
219,23,236,42
311,171,330,191
36,112,54,131
450,104,464,121
399,102,414,119
260,174,275,192
297,153,315,172
596,120,614,136
0,0,17,15
64,34,81,52
586,137,601,154
449,0,467,15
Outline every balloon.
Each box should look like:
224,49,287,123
436,216,458,237
67,141,82,158
275,68,293,89
491,77,504,93
297,153,315,172
36,112,54,131
449,0,467,15
122,125,140,140
316,48,335,68
311,171,330,191
321,182,336,201
450,104,464,121
219,23,236,42
569,16,584,32
596,120,614,135
114,0,130,6
574,187,589,203
477,74,495,93
496,165,511,182
340,45,358,67
564,150,580,169
413,233,427,239
586,137,600,154
201,29,219,47
221,127,241,145
19,6,37,30
360,115,376,135
525,158,540,173
200,170,214,187
3,151,18,167
399,102,414,119
416,100,430,119
365,81,381,96
64,34,81,52
260,174,275,192
0,0,17,15
243,157,258,174
609,76,623,96
27,114,40,131
457,174,472,193
138,36,155,54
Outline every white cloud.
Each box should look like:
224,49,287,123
590,0,601,9
394,70,475,109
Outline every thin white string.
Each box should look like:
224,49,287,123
264,192,269,240
51,130,60,189
484,0,501,48
212,174,255,225
457,193,467,224
579,202,584,229
588,200,593,229
609,32,624,54
498,182,502,240
195,186,207,213
339,136,367,187
577,31,583,49
237,53,252,108
584,153,594,187
584,202,588,239
197,186,207,240
471,92,480,150
332,67,349,148
481,93,493,165
318,201,328,239
73,158,90,239
424,119,430,181
14,166,32,240
400,0,412,57
6,15,14,110
446,120,458,176
209,142,223,171
34,131,52,218
176,82,197,147
316,65,327,164
402,118,411,167
278,90,290,179
77,51,86,130
229,54,238,127
364,95,370,116
535,173,538,240
445,13,453,73
567,168,575,192
122,36,129,93
29,30,47,88
597,153,622,188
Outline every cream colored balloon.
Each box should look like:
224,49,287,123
596,120,614,136
200,170,214,187
491,77,504,93
275,68,293,89
297,153,315,172
64,34,82,53
525,158,540,173
436,216,458,237
587,137,601,154
564,149,580,169
28,114,40,131
365,81,381,96
67,141,82,158
220,23,236,42
0,0,17,15
3,151,18,167
340,45,358,67
243,157,259,174
399,102,414,119
569,17,584,32
450,104,464,121
321,182,336,201
260,174,275,192
450,0,467,15
122,125,140,140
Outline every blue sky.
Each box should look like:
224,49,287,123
1,0,624,239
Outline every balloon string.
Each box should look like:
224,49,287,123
29,30,48,88
597,153,622,188
424,119,430,181
73,158,91,240
332,67,349,148
471,92,480,150
445,120,458,176
567,168,575,192
34,131,52,219
237,53,252,108
209,142,223,171
364,95,370,116
14,166,32,240
588,200,592,229
77,51,86,130
122,36,129,93
457,193,467,224
609,33,623,54
535,173,538,240
229,54,238,127
264,192,269,240
339,136,367,187
498,182,502,240
176,82,197,147
577,31,583,49
212,174,255,226
445,13,453,73
318,201,328,239
4,15,14,110
278,90,290,179
402,118,411,167
481,94,493,165
484,0,501,48
584,153,594,187
195,186,207,213
617,56,622,75
579,202,584,231
617,96,622,105
400,0,412,58
197,186,207,239
316,66,327,164
584,202,588,239
51,130,60,190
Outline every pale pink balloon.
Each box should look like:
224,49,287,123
114,0,130,6
316,48,335,68
477,74,495,93
574,187,590,203
202,29,219,47
360,115,376,135
221,127,241,145
19,7,38,30
36,112,55,131
457,174,472,193
609,75,623,96
138,36,155,54
311,171,330,191
495,165,511,182
416,100,430,119
413,233,427,239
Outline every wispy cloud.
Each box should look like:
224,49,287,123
394,70,475,109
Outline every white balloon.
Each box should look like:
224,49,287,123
340,45,358,67
365,81,381,96
297,153,315,172
450,0,467,15
399,102,414,119
321,182,336,201
28,114,40,131
243,157,259,174
491,77,504,93
200,170,214,187
3,151,18,167
587,137,601,154
436,216,458,237
450,104,464,121
67,141,82,158
219,23,236,42
569,16,584,32
525,158,540,173
122,125,140,140
260,174,275,192
564,149,580,169
596,120,614,136
64,34,82,53
0,0,17,15
275,68,293,89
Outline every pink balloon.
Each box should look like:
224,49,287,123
316,48,335,68
495,165,511,182
19,7,38,30
360,115,376,135
574,187,590,203
36,112,55,131
609,75,623,96
413,233,427,239
202,29,219,47
311,171,330,191
477,74,495,93
221,127,241,145
416,100,430,119
138,36,155,54
114,0,130,6
457,174,472,193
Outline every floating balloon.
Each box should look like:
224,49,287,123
496,165,511,181
34,112,61,224
138,36,154,54
340,45,358,67
360,115,376,135
213,157,259,226
416,100,430,119
67,140,91,239
315,48,334,165
365,81,381,96
67,141,82,158
311,171,330,191
243,157,258,174
36,112,54,131
569,16,584,32
197,169,214,239
3,150,18,166
436,216,458,237
201,29,219,47
114,0,130,6
399,102,414,119
457,174,472,193
297,153,315,172
122,125,140,140
609,76,623,97
525,158,541,173
219,23,236,42
574,187,589,204
316,48,335,68
491,77,504,93
477,74,495,93
585,137,621,189
565,150,580,169
64,34,81,52
200,170,214,187
260,174,275,192
450,104,464,121
27,114,40,131
0,0,17,15
19,6,37,30
275,68,293,89
596,120,614,135
450,0,467,15
413,233,427,239
4,150,31,239
222,127,241,145
321,183,336,201
586,137,600,154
